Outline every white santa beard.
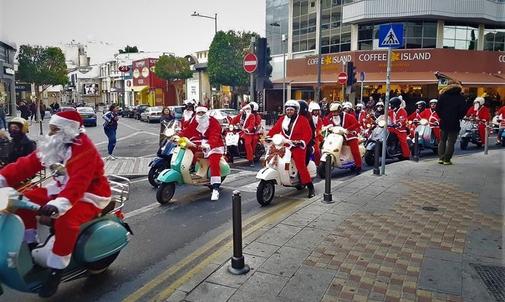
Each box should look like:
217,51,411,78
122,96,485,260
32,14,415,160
312,116,319,126
473,103,480,111
332,115,341,125
196,116,210,134
183,110,193,121
282,116,291,132
37,133,73,167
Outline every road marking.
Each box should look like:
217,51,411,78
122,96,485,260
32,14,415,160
95,131,158,147
123,198,306,302
130,178,148,184
124,203,160,219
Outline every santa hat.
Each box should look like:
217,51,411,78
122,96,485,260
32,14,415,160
49,110,83,138
473,97,485,105
195,106,208,113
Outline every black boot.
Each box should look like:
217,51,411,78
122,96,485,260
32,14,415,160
307,183,315,198
354,166,362,175
28,242,39,251
38,269,63,298
248,160,255,167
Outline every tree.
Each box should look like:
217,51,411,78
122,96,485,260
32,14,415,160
208,30,259,91
118,45,139,54
154,55,192,104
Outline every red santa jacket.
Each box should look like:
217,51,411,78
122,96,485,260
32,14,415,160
268,114,312,148
466,106,490,124
231,112,256,136
420,109,440,127
179,116,224,155
323,112,361,140
389,108,408,133
357,111,368,129
0,134,111,215
181,110,195,130
309,115,324,145
254,113,262,135
407,110,423,122
497,106,505,128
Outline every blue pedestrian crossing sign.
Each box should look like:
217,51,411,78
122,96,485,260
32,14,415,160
378,23,404,48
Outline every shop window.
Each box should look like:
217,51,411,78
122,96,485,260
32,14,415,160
483,27,505,51
422,38,436,48
443,24,479,50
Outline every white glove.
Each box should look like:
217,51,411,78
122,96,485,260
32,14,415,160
201,142,210,150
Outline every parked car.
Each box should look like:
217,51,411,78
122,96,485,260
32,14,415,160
209,108,239,128
60,107,77,112
134,105,150,120
168,106,185,121
122,106,135,118
76,107,97,127
141,106,163,123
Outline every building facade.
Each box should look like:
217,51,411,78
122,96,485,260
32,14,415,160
0,40,16,115
185,50,212,106
266,0,505,111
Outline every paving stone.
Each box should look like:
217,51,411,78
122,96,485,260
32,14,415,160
282,212,320,227
279,265,336,302
243,241,280,258
308,213,348,231
418,257,462,296
465,226,503,260
461,263,496,302
424,247,462,263
330,203,361,216
256,224,302,246
258,246,311,277
228,271,290,302
284,227,330,251
206,254,266,288
165,289,187,302
178,263,220,293
185,282,236,302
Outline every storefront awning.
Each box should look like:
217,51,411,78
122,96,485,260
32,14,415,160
130,86,148,92
273,72,438,85
441,72,505,87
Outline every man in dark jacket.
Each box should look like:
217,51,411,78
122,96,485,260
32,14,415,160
6,117,36,164
437,81,466,165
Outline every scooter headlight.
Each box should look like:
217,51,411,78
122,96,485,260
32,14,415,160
378,120,386,128
420,119,429,126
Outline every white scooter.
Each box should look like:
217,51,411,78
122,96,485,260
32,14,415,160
317,126,365,178
255,134,317,206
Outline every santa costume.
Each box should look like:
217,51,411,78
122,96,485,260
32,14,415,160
181,99,196,130
420,99,441,141
388,97,411,158
0,110,111,297
178,106,224,200
308,102,324,165
465,97,490,144
268,100,314,197
231,104,256,164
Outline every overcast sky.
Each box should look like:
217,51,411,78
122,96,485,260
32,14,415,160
1,0,266,64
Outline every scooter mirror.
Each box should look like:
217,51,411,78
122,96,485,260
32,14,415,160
272,134,284,146
378,120,386,128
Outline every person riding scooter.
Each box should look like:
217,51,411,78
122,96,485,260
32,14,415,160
465,97,490,145
6,117,36,164
355,103,367,130
388,97,411,159
323,102,363,174
267,100,315,198
250,101,263,159
308,102,324,165
182,99,196,130
178,106,225,201
408,101,426,136
231,103,256,166
495,105,505,145
420,99,441,142
0,111,112,297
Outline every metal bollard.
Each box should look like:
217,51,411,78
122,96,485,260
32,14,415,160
373,141,380,175
323,154,333,203
228,191,250,275
484,125,489,155
412,131,419,162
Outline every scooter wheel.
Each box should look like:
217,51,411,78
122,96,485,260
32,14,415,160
86,251,120,274
148,165,166,188
156,182,176,204
364,150,375,166
257,180,275,206
460,140,469,150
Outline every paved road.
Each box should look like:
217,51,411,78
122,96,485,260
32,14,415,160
4,115,500,301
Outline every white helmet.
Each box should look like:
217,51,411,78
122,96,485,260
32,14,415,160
249,101,259,111
342,102,353,109
241,104,251,111
284,100,300,113
473,97,485,105
375,101,384,107
183,99,196,106
329,102,342,112
355,103,364,109
308,102,321,113
429,99,438,104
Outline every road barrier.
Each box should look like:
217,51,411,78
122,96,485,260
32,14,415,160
228,191,250,275
323,154,333,203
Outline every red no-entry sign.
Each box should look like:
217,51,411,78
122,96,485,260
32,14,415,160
243,53,258,73
338,72,348,85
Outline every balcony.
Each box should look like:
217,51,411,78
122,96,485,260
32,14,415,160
343,0,504,25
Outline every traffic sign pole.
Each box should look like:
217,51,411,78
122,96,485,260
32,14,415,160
380,46,392,176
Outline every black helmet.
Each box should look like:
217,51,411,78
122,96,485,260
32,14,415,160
390,97,402,110
299,100,308,116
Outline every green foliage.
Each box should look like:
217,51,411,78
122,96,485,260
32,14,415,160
17,45,68,86
208,30,259,89
119,45,139,53
154,55,192,82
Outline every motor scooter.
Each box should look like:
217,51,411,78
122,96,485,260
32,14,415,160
317,126,365,178
255,134,317,206
460,118,483,150
364,117,406,166
0,173,132,297
223,125,265,164
409,118,438,156
156,137,231,204
148,120,180,187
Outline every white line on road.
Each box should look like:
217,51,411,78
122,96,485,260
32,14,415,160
124,203,160,219
95,131,158,146
130,177,148,184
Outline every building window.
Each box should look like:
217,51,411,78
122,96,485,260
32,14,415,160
484,27,505,51
358,21,437,50
443,23,479,50
292,0,317,53
266,0,289,55
319,0,351,54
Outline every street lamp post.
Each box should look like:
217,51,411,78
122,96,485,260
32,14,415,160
191,11,218,34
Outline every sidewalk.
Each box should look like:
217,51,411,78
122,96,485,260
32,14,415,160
165,150,504,302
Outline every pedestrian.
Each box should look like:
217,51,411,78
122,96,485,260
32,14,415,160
0,102,7,130
159,106,173,146
18,101,31,120
437,80,466,165
30,101,37,122
40,103,46,120
103,104,120,160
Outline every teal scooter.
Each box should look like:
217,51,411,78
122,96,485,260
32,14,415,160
156,137,230,204
0,175,132,297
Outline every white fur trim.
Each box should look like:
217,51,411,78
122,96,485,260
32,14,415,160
0,175,7,187
82,192,112,209
24,228,39,244
47,197,72,216
47,250,72,269
49,114,81,136
196,106,208,113
205,146,225,157
32,235,55,268
210,176,221,185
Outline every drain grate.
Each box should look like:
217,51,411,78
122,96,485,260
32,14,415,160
471,264,505,302
422,206,439,212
